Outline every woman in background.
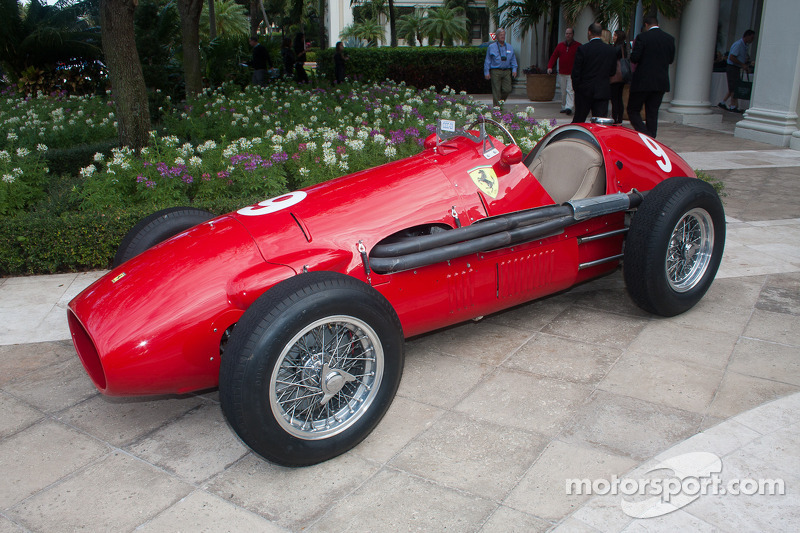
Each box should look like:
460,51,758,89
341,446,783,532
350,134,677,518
610,29,629,124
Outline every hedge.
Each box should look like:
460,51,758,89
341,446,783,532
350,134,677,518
316,47,492,93
0,197,256,275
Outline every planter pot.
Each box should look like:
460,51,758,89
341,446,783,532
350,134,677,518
526,73,556,101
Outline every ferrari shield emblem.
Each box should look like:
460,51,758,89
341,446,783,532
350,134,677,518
469,166,499,198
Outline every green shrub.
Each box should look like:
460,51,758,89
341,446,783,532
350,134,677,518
315,47,492,93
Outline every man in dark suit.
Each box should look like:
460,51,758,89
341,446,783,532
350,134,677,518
571,23,618,123
627,15,675,138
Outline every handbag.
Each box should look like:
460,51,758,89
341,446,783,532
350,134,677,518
620,57,632,83
735,71,752,100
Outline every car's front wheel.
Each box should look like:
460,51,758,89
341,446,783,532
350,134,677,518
219,272,404,466
624,177,725,317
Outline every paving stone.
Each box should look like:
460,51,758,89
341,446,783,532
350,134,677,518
744,308,800,346
572,287,652,318
410,320,534,365
135,490,284,532
57,392,205,447
304,468,497,533
0,516,25,533
730,392,800,435
679,448,800,532
478,506,551,533
0,420,108,508
397,344,492,409
352,395,443,464
561,391,703,461
0,341,73,387
504,332,622,385
541,307,649,350
0,392,42,438
706,372,800,420
504,440,637,521
455,368,593,437
8,451,193,532
389,411,547,500
205,453,379,529
127,403,249,484
625,320,738,370
483,291,572,332
598,352,723,414
728,337,800,386
756,272,800,315
2,355,97,413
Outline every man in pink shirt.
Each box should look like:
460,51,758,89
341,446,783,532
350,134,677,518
547,27,580,116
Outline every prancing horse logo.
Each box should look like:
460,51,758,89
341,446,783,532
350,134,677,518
468,166,499,198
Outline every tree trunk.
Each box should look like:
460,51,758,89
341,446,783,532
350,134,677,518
388,0,396,46
99,0,150,151
177,0,204,98
250,0,262,37
208,0,217,40
318,0,327,48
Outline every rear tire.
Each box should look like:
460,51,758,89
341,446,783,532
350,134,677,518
113,207,214,267
219,272,404,466
624,177,725,316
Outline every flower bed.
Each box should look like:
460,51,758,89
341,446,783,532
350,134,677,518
1,80,556,274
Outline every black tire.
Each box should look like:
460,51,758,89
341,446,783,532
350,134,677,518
113,207,215,267
219,272,404,466
624,177,725,317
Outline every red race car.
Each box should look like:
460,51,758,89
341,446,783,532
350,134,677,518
68,118,725,466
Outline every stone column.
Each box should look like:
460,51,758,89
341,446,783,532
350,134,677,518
735,0,800,148
663,0,721,124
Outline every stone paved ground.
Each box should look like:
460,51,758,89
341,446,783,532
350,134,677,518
1,103,799,532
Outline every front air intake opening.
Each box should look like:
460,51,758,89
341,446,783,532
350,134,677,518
67,310,106,391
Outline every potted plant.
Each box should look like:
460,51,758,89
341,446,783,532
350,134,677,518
523,65,556,101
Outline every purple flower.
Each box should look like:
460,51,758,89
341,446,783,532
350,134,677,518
145,180,156,188
182,174,193,184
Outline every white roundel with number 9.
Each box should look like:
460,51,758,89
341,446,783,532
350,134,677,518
638,133,672,173
237,191,307,216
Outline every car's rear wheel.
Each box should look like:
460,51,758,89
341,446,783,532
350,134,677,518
219,272,404,466
113,207,214,267
624,177,725,317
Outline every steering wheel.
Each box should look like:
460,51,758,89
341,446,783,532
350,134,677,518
467,116,517,146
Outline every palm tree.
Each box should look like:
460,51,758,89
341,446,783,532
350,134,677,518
560,0,689,35
0,0,101,79
341,18,385,46
200,0,249,41
397,8,425,46
496,0,549,41
351,0,395,46
421,5,468,46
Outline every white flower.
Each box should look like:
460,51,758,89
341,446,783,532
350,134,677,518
36,144,48,152
16,147,30,158
12,167,23,177
384,145,397,158
189,156,202,167
93,152,104,162
299,167,310,176
2,174,14,183
174,157,186,166
0,150,10,162
7,132,17,141
80,164,97,178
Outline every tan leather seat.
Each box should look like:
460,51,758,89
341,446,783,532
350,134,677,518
528,138,606,204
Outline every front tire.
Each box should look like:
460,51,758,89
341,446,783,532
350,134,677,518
624,177,725,316
113,207,215,267
219,272,404,466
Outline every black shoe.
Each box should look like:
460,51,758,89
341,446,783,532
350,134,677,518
560,109,568,113
717,102,727,110
731,107,744,113
564,109,572,116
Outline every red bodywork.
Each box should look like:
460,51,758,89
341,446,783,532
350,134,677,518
68,123,694,396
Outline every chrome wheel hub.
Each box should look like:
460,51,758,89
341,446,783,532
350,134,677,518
665,208,714,293
269,316,383,440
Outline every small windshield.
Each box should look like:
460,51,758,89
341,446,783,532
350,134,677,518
434,118,500,159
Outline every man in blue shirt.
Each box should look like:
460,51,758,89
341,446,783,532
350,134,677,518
719,29,755,113
484,29,518,107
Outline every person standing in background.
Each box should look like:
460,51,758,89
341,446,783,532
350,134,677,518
571,23,617,123
483,29,518,107
627,15,675,138
719,29,756,113
547,28,580,116
610,29,629,124
248,36,270,87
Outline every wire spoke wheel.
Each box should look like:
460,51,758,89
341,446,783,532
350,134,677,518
270,316,383,440
665,208,714,292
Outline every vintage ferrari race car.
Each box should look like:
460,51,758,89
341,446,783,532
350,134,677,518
68,117,725,466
